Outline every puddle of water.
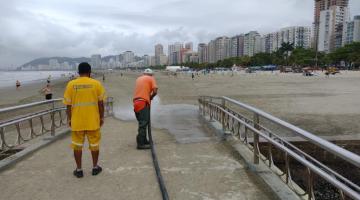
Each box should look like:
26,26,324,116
114,96,211,143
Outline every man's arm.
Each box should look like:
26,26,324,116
150,88,158,100
98,101,104,126
66,105,72,127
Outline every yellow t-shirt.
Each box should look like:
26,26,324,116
63,77,106,131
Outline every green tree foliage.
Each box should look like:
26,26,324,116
251,53,272,66
289,48,315,67
327,42,360,68
157,42,359,70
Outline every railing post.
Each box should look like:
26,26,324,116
50,101,55,136
306,167,314,200
0,127,5,150
253,113,260,164
209,98,213,121
29,119,35,138
110,98,114,116
202,97,206,116
221,98,226,132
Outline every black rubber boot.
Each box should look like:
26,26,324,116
92,166,102,176
137,144,151,150
73,169,84,178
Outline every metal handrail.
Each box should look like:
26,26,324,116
0,99,63,114
0,108,64,128
223,105,360,192
199,96,360,200
222,96,360,168
0,97,114,155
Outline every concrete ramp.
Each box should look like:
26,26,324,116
0,117,277,200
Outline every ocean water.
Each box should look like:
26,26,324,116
0,71,75,88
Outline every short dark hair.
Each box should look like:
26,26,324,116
78,62,91,74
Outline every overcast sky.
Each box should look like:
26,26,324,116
0,0,359,68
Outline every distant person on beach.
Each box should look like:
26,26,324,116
47,75,51,84
41,84,53,100
63,62,106,178
133,68,158,150
16,80,21,89
192,73,195,80
102,74,105,82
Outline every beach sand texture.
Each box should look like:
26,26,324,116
1,70,360,199
105,70,360,137
2,70,360,136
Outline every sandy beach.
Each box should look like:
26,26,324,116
101,70,360,137
0,78,69,108
2,70,360,137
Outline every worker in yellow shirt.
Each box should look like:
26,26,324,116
63,62,106,178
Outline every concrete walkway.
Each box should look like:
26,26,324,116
0,117,277,200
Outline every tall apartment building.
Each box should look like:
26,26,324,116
215,36,231,61
254,35,263,54
343,15,360,46
318,6,349,53
180,48,191,63
91,54,102,69
230,35,245,57
183,51,199,63
313,0,349,48
238,35,245,57
198,43,208,64
168,42,183,65
261,27,311,54
230,36,239,58
208,40,216,63
185,42,193,51
280,26,312,48
259,36,267,53
159,54,168,65
244,31,261,56
123,51,135,64
150,56,156,67
143,55,151,67
154,44,164,66
263,34,274,53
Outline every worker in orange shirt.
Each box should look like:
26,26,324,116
63,62,106,178
133,69,158,150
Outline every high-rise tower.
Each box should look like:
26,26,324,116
313,0,349,48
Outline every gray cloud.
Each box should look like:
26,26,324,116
0,0,359,68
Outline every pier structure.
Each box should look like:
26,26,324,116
0,97,359,200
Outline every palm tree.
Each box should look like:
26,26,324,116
278,42,294,72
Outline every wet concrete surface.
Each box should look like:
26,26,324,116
114,97,212,143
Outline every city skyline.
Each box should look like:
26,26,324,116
1,0,360,68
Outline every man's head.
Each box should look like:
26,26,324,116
143,68,153,76
78,62,91,77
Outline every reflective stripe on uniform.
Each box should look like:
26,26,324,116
72,102,96,107
89,143,99,147
72,141,83,146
